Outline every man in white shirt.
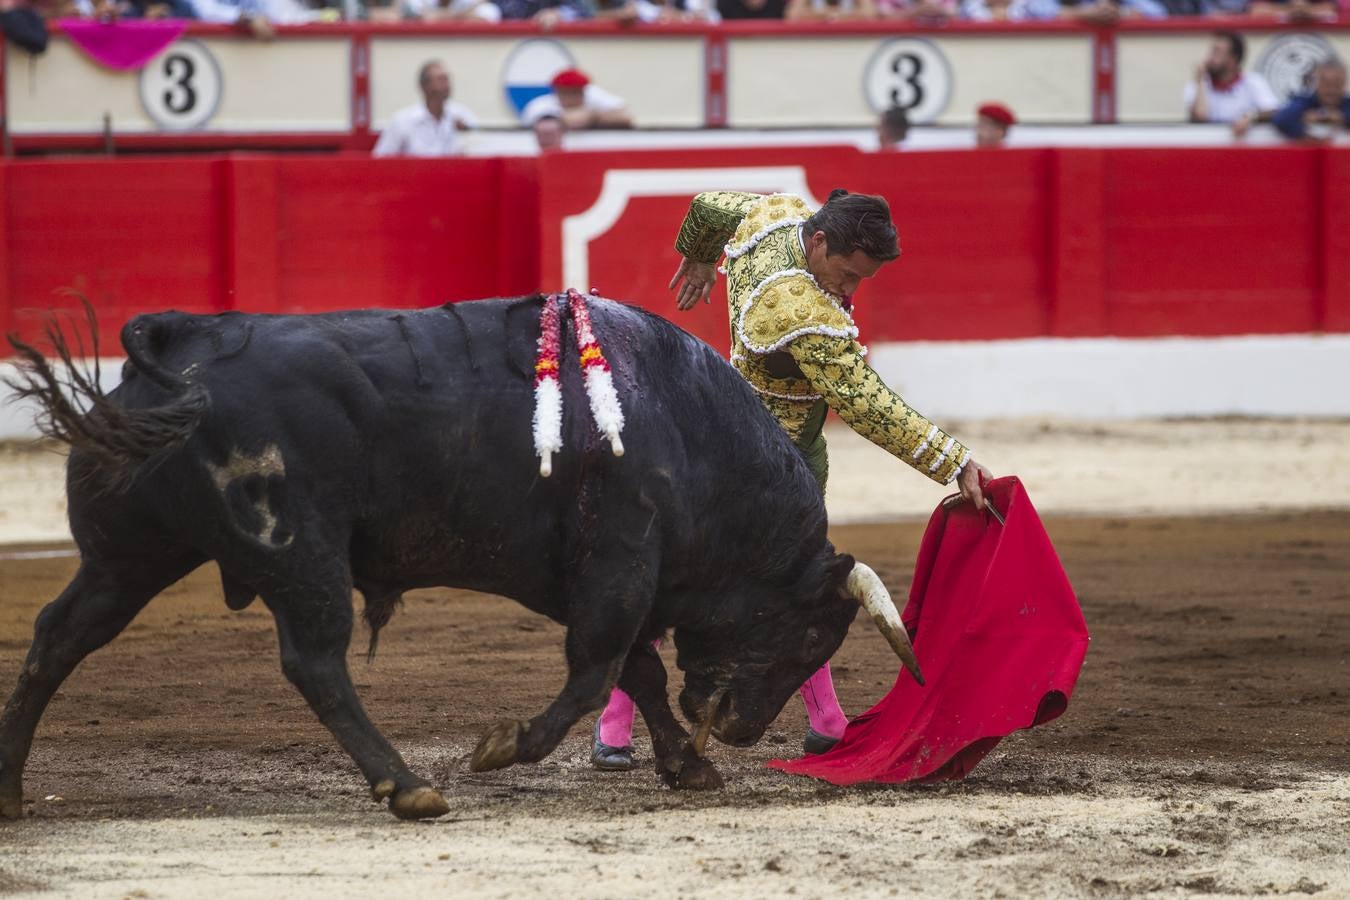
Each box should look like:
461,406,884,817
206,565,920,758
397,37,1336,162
1185,31,1280,138
520,69,634,130
373,61,479,158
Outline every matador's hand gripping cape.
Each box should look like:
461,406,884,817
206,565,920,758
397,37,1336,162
771,477,1090,784
675,191,971,485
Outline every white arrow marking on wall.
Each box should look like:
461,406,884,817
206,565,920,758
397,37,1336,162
562,166,821,293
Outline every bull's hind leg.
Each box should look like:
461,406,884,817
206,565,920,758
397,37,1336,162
261,574,449,821
0,556,197,819
470,555,654,774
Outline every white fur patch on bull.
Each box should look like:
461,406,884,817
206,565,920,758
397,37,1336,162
206,445,293,548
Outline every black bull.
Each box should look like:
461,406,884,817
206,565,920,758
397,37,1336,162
0,296,883,820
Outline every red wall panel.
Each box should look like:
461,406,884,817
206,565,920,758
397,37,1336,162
4,157,225,348
1101,148,1321,336
1,147,1347,356
273,157,511,312
861,149,1050,342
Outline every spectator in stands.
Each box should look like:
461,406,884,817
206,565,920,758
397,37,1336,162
373,60,478,157
1185,32,1279,138
403,0,502,21
975,102,1014,147
1156,0,1246,13
786,0,876,20
0,0,48,52
1250,0,1337,20
717,0,786,18
184,0,326,30
495,0,592,24
646,0,719,18
959,0,1058,19
1058,0,1166,24
876,106,909,151
534,115,566,153
119,0,198,17
878,0,954,21
1273,59,1350,142
591,0,643,20
521,69,633,130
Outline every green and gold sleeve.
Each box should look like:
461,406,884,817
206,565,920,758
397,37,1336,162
674,191,762,265
787,333,972,485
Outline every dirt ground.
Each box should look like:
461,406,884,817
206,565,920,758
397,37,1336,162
0,507,1347,898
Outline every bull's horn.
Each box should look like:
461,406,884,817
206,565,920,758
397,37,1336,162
846,562,925,686
606,429,625,457
539,451,553,478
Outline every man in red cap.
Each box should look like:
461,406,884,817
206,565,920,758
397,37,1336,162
521,68,634,131
975,102,1015,148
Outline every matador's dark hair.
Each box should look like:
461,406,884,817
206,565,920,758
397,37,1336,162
803,189,900,262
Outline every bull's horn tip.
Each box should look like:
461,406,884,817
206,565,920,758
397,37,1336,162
539,452,553,477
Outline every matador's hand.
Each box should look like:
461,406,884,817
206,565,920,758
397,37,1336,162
957,459,994,511
669,258,717,311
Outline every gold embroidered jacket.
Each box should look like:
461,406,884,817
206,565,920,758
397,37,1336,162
674,191,972,485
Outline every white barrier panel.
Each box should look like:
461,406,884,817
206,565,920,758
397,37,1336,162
5,335,1349,440
371,35,704,129
870,334,1350,420
727,34,1094,127
5,37,350,135
0,360,126,442
1117,30,1350,123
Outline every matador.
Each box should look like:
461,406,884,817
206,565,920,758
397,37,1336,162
593,188,992,770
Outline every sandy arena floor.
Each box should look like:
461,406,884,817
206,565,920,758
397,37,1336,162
0,423,1347,898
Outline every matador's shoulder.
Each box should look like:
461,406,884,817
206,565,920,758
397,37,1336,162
725,194,815,259
737,271,858,354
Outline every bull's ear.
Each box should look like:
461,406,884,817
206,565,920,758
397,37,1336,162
827,553,855,587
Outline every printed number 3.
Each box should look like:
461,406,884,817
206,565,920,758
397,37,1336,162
889,53,925,110
163,54,197,116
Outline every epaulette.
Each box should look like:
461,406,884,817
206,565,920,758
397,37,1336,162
736,271,858,354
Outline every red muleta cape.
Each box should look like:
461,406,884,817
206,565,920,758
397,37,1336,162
771,476,1089,784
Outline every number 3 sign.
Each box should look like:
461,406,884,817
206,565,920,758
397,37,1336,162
863,38,953,124
138,40,223,131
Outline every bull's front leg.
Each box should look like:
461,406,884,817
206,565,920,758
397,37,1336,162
618,643,724,791
470,556,653,774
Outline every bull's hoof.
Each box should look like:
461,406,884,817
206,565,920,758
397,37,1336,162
0,793,22,820
389,786,450,821
658,747,725,791
469,720,523,773
673,756,725,791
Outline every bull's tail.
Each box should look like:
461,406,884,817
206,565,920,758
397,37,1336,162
4,301,208,490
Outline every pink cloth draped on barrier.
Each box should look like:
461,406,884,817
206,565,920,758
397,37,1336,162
771,476,1089,784
59,19,185,71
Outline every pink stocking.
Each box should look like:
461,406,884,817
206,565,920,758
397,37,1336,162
598,687,636,747
799,662,847,739
597,638,662,747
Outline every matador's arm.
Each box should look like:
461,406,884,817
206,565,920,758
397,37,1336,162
788,333,972,485
673,192,762,265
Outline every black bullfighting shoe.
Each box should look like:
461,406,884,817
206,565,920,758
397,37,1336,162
591,719,636,771
802,728,841,755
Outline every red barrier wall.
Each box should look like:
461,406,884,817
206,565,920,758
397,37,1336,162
1,147,1346,350
0,155,539,346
